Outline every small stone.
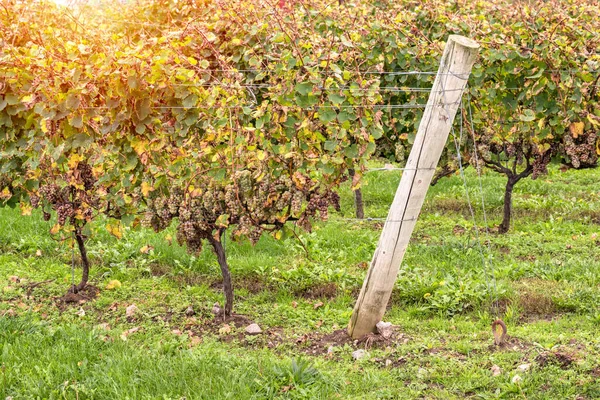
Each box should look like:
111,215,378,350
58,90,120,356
352,349,367,360
491,364,501,376
512,374,522,384
327,346,335,354
126,304,139,318
185,306,195,316
211,302,222,316
517,363,531,372
96,323,111,331
76,307,85,317
376,321,393,339
385,359,393,367
245,323,262,335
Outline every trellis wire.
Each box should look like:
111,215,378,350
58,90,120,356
441,82,499,314
465,90,500,313
79,103,434,110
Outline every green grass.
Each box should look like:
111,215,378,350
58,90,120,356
2,162,600,399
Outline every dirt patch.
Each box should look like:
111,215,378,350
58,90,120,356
297,327,409,356
489,335,533,352
514,279,561,321
536,351,575,369
56,285,100,308
498,246,511,255
149,263,172,277
517,254,537,262
423,198,469,216
295,282,338,300
574,209,600,225
453,225,466,235
183,314,285,348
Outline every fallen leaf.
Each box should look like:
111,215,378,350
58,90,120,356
35,249,42,257
491,365,501,377
219,324,232,335
313,301,324,310
96,323,111,331
106,280,122,290
120,326,141,340
126,304,139,318
189,336,202,347
140,245,154,254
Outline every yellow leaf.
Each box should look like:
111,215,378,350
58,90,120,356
50,224,61,235
537,118,545,130
165,234,173,245
588,113,600,127
132,139,148,156
67,154,83,169
41,119,49,134
139,245,154,254
20,202,32,216
0,187,11,200
256,150,266,161
569,122,584,138
187,57,198,66
274,230,282,240
106,280,122,290
141,182,154,197
106,222,123,239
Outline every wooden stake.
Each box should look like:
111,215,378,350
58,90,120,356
348,35,479,339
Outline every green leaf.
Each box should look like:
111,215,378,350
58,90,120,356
70,115,83,129
319,110,337,123
183,94,198,108
295,82,313,96
328,93,345,105
72,133,93,149
519,109,536,122
324,141,337,151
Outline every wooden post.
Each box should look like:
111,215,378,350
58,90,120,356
348,35,479,339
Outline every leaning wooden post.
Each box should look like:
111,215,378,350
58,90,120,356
348,35,479,339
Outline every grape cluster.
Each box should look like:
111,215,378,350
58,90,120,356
38,184,61,204
74,162,95,191
34,162,98,227
142,169,342,254
562,130,598,169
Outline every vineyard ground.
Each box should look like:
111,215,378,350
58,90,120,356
1,162,600,399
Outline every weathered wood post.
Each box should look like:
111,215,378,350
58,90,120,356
348,35,479,339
